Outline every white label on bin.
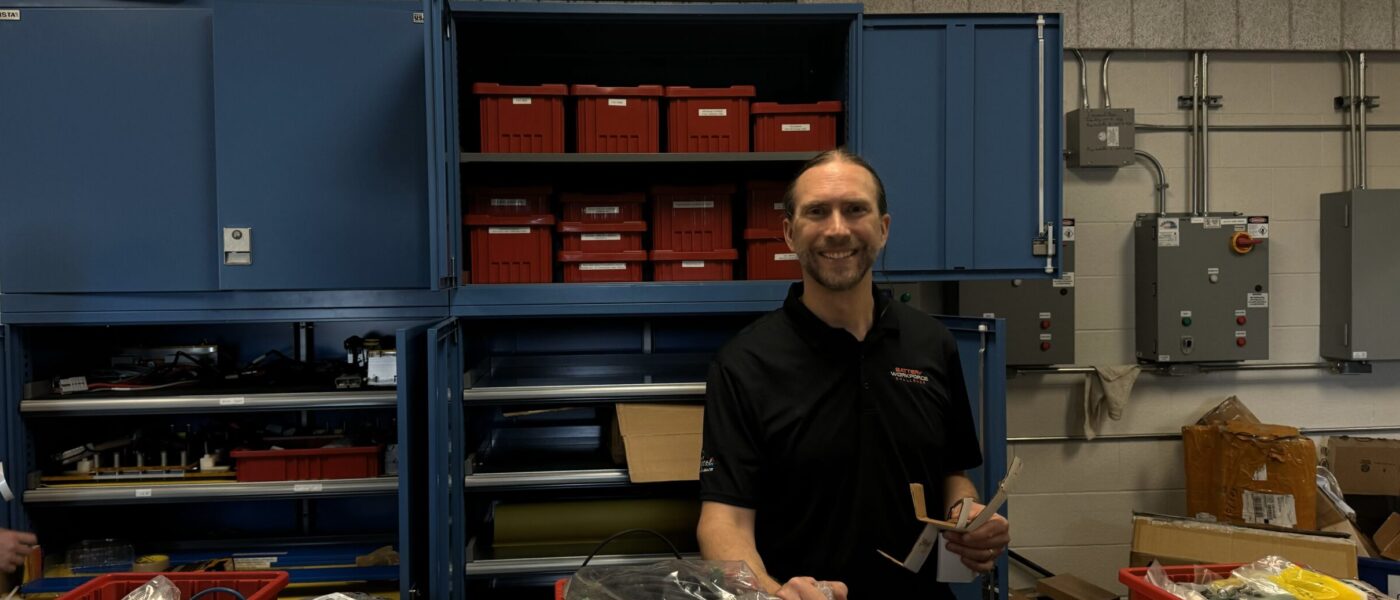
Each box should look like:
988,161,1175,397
607,99,628,107
0,10,19,20
581,233,622,241
682,261,706,268
511,97,532,105
698,108,728,117
580,263,627,271
584,206,620,215
775,253,798,261
488,227,530,234
294,483,324,493
491,198,527,207
1241,491,1296,528
135,489,153,498
218,397,246,406
772,202,785,210
234,558,276,570
781,123,812,132
673,201,714,209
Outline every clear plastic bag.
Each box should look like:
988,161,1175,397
564,559,779,600
120,575,181,600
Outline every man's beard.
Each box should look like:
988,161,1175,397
797,245,876,292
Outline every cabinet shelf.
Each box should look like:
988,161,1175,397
24,476,397,505
464,468,632,491
460,152,820,164
464,553,700,578
21,390,397,416
463,382,703,405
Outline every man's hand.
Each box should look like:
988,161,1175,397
0,529,37,573
943,501,1009,573
773,577,848,600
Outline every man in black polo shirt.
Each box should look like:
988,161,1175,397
697,149,1010,600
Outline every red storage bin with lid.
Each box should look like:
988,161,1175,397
572,85,663,153
558,250,647,283
665,86,756,152
745,181,789,232
230,446,381,482
751,101,842,152
558,222,646,253
650,185,734,252
560,192,646,223
60,572,291,600
651,249,738,281
467,186,552,216
465,213,555,283
472,83,567,153
744,231,800,280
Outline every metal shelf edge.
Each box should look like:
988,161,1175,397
24,477,398,504
20,391,398,415
463,382,705,402
465,552,700,577
464,469,630,489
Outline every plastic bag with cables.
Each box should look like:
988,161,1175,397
119,575,181,600
564,559,778,600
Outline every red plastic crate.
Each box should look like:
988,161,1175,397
472,83,567,153
751,101,842,152
558,250,647,283
231,446,381,482
664,86,756,152
651,249,738,281
650,185,734,252
466,186,552,216
745,181,788,232
558,221,646,253
744,230,800,280
465,213,556,284
59,572,290,600
1119,565,1241,600
572,85,663,153
560,192,646,224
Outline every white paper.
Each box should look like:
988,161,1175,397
936,532,978,583
0,463,13,501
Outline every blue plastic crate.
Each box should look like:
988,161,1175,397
1358,557,1399,598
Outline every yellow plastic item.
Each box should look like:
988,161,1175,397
1270,565,1362,600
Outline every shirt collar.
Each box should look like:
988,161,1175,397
782,281,900,353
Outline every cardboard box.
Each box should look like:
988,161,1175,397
1035,574,1118,600
614,403,703,483
1317,487,1382,558
1130,513,1358,579
1196,396,1261,426
1326,436,1400,496
1376,513,1400,560
1184,422,1317,529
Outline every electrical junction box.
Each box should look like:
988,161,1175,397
1320,190,1400,361
1134,213,1270,363
1065,108,1135,168
959,218,1076,366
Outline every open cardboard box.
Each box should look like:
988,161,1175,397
1130,512,1358,578
613,403,703,483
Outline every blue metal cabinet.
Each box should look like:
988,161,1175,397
213,0,431,291
0,5,219,294
398,323,433,600
0,326,11,532
859,15,1063,279
426,319,465,600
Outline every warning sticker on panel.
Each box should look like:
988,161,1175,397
698,109,727,117
673,201,714,209
775,253,798,261
584,206,620,215
781,123,812,132
1105,126,1120,148
1052,272,1075,287
1205,217,1223,229
491,198,527,207
488,227,530,235
1221,218,1247,226
1242,490,1297,528
607,99,628,107
581,233,621,241
1248,220,1270,239
1039,333,1052,341
681,261,706,268
1039,312,1052,319
580,263,626,271
1158,218,1180,247
511,98,532,105
1247,292,1269,308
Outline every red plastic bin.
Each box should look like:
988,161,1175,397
558,250,647,283
651,249,738,281
1119,564,1241,600
651,185,734,252
745,181,789,232
231,446,381,482
751,101,842,152
744,230,800,280
665,86,756,152
472,83,567,153
572,85,663,153
558,221,646,253
59,572,290,600
465,213,556,284
467,186,552,216
560,192,646,224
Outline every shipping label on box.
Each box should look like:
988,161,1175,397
1184,422,1318,530
1326,437,1400,496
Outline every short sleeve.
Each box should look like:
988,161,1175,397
698,358,763,508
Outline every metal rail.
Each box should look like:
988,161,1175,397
24,477,397,504
21,391,396,416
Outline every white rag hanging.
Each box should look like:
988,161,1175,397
1083,365,1142,439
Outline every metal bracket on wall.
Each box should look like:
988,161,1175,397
1177,95,1223,109
1334,95,1381,110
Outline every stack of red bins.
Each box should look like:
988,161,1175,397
650,185,738,281
751,101,843,152
572,85,663,153
743,181,801,280
472,83,568,152
557,193,648,282
464,187,555,283
664,86,756,152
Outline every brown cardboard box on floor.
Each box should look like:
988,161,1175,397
1130,513,1358,579
1325,437,1400,497
1375,513,1400,560
614,403,703,483
1316,484,1381,558
1184,421,1317,530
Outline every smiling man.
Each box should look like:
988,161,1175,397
697,149,1010,600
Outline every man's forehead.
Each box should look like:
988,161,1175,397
792,161,878,204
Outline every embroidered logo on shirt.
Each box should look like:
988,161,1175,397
700,455,717,473
889,367,929,385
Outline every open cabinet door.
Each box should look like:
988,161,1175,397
425,0,462,290
427,319,465,600
397,323,433,600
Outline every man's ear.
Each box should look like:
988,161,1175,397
783,217,795,251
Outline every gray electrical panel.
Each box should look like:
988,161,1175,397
1065,108,1136,168
959,219,1076,365
1134,213,1270,363
1320,190,1400,361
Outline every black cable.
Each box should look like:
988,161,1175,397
188,587,248,600
579,528,683,568
1007,548,1054,578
